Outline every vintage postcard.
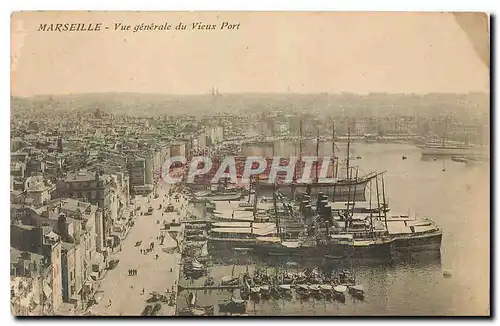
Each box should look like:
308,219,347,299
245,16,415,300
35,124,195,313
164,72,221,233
10,11,490,317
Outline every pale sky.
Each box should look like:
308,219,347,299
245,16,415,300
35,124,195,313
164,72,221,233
11,12,489,96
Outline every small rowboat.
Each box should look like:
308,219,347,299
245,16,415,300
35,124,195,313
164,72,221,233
348,285,365,300
333,285,347,302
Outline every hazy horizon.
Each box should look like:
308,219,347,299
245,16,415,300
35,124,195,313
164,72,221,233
10,90,490,99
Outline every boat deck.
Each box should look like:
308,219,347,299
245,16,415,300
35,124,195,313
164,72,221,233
386,219,439,235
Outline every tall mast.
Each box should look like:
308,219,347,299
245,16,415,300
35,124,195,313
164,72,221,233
272,142,278,231
351,167,359,217
299,119,303,176
292,119,303,201
346,166,352,214
381,173,388,232
299,120,303,149
335,153,339,181
332,121,337,201
273,183,279,240
315,128,320,182
369,180,374,238
375,175,381,221
253,176,259,218
442,117,448,148
332,121,336,177
347,127,351,180
247,175,252,203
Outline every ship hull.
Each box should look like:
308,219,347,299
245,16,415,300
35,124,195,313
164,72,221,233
390,231,442,253
207,232,442,260
258,179,370,202
421,147,486,157
325,241,393,259
207,238,321,257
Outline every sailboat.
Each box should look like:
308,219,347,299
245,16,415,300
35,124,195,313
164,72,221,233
187,292,196,307
182,256,207,279
333,284,347,302
221,265,240,286
348,285,365,300
218,283,247,314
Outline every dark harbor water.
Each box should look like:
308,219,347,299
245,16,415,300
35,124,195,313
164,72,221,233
180,143,490,316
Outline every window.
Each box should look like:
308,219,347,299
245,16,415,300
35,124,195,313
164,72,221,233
70,271,73,280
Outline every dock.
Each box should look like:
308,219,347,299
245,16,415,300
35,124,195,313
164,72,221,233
181,219,213,224
178,284,241,291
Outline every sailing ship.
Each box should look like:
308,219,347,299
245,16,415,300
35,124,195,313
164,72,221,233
194,179,246,201
258,124,378,202
420,142,485,157
419,119,488,158
188,123,377,201
322,172,442,258
206,125,442,260
207,172,442,260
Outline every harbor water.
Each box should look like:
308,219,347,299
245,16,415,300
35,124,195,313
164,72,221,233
183,142,490,316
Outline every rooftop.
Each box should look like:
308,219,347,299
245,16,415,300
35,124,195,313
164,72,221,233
65,170,96,182
61,242,76,251
10,247,44,265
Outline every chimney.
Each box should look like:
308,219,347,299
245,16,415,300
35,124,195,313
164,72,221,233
21,251,31,260
57,213,68,241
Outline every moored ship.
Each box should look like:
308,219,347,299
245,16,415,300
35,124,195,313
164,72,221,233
419,142,486,157
193,181,247,202
386,216,443,252
203,128,442,261
419,120,488,158
205,179,442,260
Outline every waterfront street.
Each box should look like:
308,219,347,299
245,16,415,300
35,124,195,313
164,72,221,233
92,184,188,316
